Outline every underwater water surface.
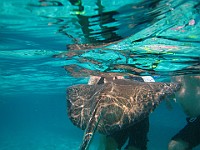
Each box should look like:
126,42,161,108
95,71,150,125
0,0,200,150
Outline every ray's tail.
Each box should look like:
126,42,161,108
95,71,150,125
80,99,102,150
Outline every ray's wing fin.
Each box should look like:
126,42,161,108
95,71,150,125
142,82,181,112
67,84,96,129
67,84,94,103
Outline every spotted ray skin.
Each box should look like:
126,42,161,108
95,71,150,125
67,79,181,150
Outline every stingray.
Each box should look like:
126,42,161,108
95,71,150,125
67,79,181,150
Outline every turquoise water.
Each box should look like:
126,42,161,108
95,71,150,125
0,0,200,150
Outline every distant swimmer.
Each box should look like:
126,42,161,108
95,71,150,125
168,75,200,150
